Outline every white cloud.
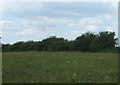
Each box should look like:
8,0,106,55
1,2,118,43
71,12,80,16
105,23,118,33
105,14,112,21
20,16,73,27
67,23,75,27
63,30,85,40
106,26,114,32
84,25,98,31
2,26,58,44
57,18,73,24
111,2,118,9
71,30,80,34
0,20,11,29
50,33,56,36
79,17,104,25
16,29,33,35
0,1,3,17
2,2,44,17
2,13,117,43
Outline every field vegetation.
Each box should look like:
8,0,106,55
2,52,118,83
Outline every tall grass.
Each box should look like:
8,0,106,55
2,52,118,83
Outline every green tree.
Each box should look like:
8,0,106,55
74,32,96,51
90,31,117,52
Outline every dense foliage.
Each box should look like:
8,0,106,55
2,31,118,52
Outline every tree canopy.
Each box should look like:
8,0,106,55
2,31,118,52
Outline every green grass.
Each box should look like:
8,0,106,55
2,52,118,83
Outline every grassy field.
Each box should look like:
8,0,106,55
2,52,118,83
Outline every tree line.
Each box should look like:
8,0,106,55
2,31,119,52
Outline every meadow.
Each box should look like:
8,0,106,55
2,52,118,83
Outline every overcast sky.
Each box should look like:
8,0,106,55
0,2,118,44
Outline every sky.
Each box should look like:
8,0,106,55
0,2,118,44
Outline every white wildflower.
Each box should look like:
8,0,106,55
73,73,76,76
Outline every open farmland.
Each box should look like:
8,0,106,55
2,52,118,83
